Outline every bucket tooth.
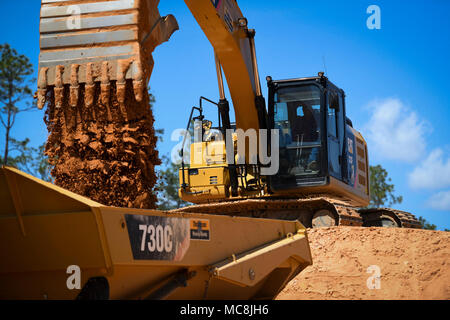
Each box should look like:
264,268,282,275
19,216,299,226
133,61,144,102
117,59,133,105
37,67,48,110
37,90,47,110
54,65,64,108
85,63,95,108
69,64,80,107
100,62,110,106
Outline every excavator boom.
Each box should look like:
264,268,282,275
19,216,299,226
184,0,263,132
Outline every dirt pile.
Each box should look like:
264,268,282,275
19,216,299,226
44,81,160,209
278,227,450,300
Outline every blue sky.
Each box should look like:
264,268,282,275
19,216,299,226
0,1,449,229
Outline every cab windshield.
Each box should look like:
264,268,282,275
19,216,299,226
273,84,322,177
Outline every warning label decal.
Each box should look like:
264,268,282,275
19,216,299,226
190,219,211,241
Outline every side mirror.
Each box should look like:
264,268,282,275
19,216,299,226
328,93,340,112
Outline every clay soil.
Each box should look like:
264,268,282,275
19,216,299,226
278,227,450,300
44,81,160,209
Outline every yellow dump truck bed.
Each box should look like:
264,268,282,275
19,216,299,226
0,167,312,300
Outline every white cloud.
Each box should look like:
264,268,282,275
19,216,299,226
408,148,450,190
364,98,429,163
427,190,450,211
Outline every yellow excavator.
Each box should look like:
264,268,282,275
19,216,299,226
36,0,420,229
0,0,419,300
173,1,421,230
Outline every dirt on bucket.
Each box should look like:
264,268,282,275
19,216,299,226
44,81,160,209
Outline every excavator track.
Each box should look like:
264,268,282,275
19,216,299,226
359,208,422,229
174,197,364,228
174,198,422,229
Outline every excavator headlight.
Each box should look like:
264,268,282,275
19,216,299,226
238,18,248,28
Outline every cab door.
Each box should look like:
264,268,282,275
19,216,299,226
326,90,343,180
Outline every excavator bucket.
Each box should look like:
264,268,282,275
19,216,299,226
0,167,312,300
37,0,179,109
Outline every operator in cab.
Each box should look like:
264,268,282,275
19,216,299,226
291,104,319,143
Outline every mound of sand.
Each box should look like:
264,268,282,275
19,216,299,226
278,227,450,300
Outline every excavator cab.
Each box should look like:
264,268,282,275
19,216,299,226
267,74,370,205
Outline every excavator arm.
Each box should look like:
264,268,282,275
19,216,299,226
184,0,265,132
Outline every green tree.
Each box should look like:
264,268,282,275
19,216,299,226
152,92,191,210
0,44,53,181
156,155,189,210
369,165,443,231
369,164,403,208
32,143,53,182
155,128,164,143
0,43,35,165
6,137,35,171
5,138,52,182
153,125,188,210
418,216,437,231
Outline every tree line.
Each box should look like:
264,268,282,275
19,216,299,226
0,44,51,181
